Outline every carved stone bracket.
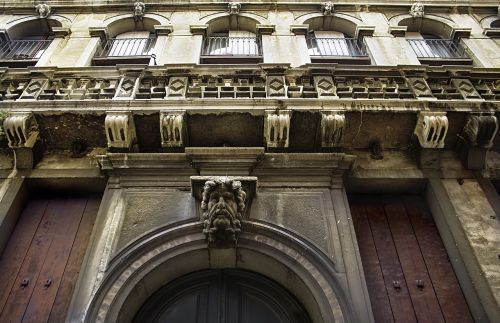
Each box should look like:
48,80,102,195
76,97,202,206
321,111,345,147
457,114,498,170
461,114,498,149
414,111,448,148
191,176,257,248
105,112,137,150
4,113,39,148
410,3,424,18
265,110,291,148
160,110,185,147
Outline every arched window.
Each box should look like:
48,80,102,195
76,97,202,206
0,18,58,67
399,17,472,65
93,17,159,66
303,16,370,64
201,16,262,64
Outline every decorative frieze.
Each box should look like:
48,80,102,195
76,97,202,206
314,76,337,98
266,76,286,97
321,111,345,147
265,110,291,148
160,111,185,147
105,112,137,149
4,113,39,148
451,79,482,100
19,79,48,100
167,76,188,97
0,72,497,102
461,115,498,149
114,77,139,99
407,77,433,98
414,111,448,148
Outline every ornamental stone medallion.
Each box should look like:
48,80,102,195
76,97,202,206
191,176,257,248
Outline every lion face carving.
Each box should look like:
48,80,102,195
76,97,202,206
201,177,246,246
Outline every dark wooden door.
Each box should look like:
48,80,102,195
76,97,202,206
0,195,101,323
349,195,473,323
134,269,311,323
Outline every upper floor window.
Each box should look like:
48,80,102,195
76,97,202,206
0,19,58,67
406,32,472,66
201,30,262,64
306,31,369,64
93,31,156,65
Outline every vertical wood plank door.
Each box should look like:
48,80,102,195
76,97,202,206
0,195,101,323
349,195,473,323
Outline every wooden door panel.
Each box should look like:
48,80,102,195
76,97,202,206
0,195,101,323
405,198,473,323
0,199,47,314
349,195,473,323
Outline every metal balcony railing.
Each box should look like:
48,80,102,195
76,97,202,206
94,37,156,58
407,39,469,59
306,37,368,57
0,40,51,60
202,37,262,57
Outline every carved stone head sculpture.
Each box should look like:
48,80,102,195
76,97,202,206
35,3,51,19
133,2,146,21
228,2,241,15
201,177,246,246
410,3,424,18
321,2,334,16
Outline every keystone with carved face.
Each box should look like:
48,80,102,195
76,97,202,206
201,177,246,246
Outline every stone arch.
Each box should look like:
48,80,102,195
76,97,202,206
84,221,354,323
480,15,500,29
389,14,457,39
4,15,70,39
297,13,363,38
102,13,168,38
201,13,266,35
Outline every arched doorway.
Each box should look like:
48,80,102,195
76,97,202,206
133,269,311,323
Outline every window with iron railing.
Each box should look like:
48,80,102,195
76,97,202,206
0,35,52,66
201,31,262,64
306,31,370,64
406,33,472,65
93,31,156,65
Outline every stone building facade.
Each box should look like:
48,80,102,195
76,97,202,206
0,1,498,322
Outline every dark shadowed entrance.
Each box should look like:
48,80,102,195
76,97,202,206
133,269,312,323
